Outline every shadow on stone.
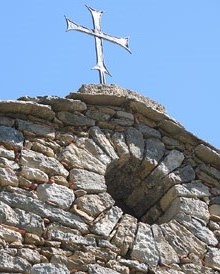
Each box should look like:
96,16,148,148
105,157,163,224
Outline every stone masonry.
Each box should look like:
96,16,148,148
0,84,220,273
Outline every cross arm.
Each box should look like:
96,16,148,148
65,16,94,38
65,16,131,53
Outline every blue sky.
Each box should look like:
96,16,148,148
1,1,220,148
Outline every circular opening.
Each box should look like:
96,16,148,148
105,157,164,225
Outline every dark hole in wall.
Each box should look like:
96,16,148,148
105,158,165,224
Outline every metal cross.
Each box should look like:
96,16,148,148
65,5,131,84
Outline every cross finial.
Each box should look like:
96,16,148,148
65,5,131,84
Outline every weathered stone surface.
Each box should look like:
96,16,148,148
195,144,220,169
106,260,130,274
0,147,15,159
140,138,165,178
70,168,106,194
181,264,217,274
175,212,218,246
96,120,115,129
159,197,210,224
83,245,117,262
50,254,89,271
0,167,18,187
89,126,118,160
48,225,96,249
0,157,19,170
126,127,145,160
5,186,37,198
134,166,195,218
86,109,111,121
198,163,220,181
159,119,185,135
159,149,185,175
160,182,210,211
130,100,167,122
137,123,161,139
50,175,69,187
95,105,116,116
210,196,220,205
0,116,14,127
111,118,134,127
116,110,134,120
88,264,120,274
175,164,196,182
112,214,137,256
119,258,149,273
76,137,111,165
24,233,42,245
141,204,162,224
91,206,123,237
17,248,41,263
145,150,184,188
32,141,55,157
196,169,220,188
0,251,31,272
17,119,55,139
47,223,81,236
160,185,189,211
20,166,49,183
0,201,19,226
56,132,74,145
97,239,118,250
0,126,24,149
131,222,159,267
152,224,179,265
38,96,87,112
152,268,184,274
58,144,106,175
161,220,206,257
111,132,130,159
37,183,75,209
135,112,157,127
145,138,165,162
20,150,68,177
205,248,220,271
162,136,184,150
31,263,70,274
57,111,95,126
183,181,210,197
69,84,166,112
0,191,88,233
131,167,191,218
178,131,200,147
209,220,220,230
75,193,114,217
15,208,45,235
0,100,55,120
19,176,33,188
0,225,22,243
0,248,17,256
209,204,220,217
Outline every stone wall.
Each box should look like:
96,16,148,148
0,84,220,274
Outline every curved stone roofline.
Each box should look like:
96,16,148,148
1,84,219,164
